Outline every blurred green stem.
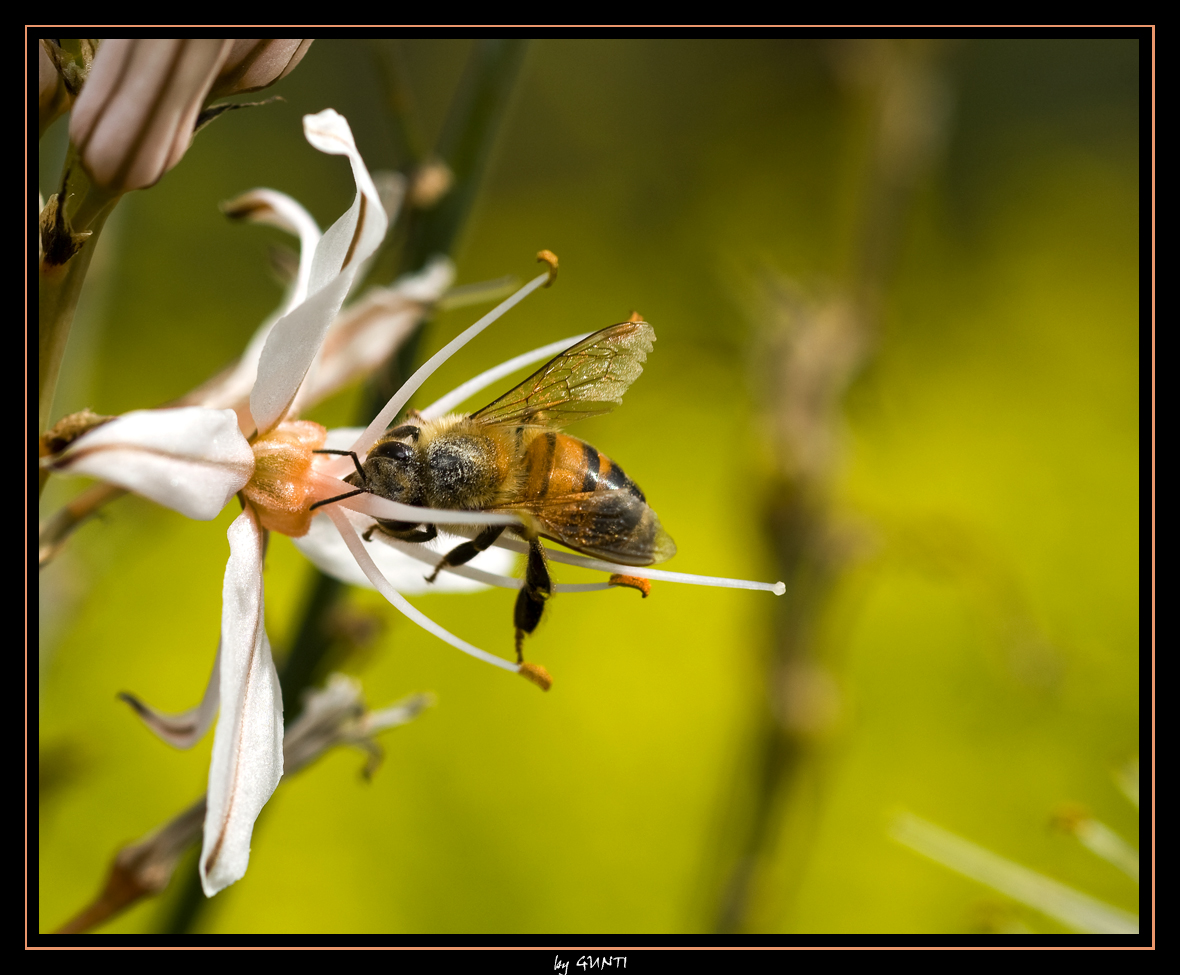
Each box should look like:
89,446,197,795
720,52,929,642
38,161,116,438
159,38,528,935
710,41,949,933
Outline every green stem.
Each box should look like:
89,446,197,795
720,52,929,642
38,202,113,437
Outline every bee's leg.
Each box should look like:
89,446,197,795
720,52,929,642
514,539,551,663
363,521,438,544
426,525,506,583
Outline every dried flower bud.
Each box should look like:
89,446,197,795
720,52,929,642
70,38,232,192
38,40,72,137
208,39,312,97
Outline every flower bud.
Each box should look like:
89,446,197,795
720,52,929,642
208,39,312,97
69,39,232,191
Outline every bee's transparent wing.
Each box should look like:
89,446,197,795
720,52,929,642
470,321,655,427
505,490,677,566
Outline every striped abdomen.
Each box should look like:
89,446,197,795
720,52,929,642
520,431,645,502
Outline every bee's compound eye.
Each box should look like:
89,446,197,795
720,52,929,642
371,440,413,461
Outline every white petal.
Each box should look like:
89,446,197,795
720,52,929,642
324,506,519,674
251,110,389,434
49,408,253,520
119,646,221,748
200,508,284,897
292,510,514,595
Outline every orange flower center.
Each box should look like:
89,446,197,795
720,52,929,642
242,420,333,537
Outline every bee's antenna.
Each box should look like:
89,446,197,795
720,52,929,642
313,448,366,483
309,488,367,511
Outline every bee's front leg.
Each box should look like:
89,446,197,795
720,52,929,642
363,521,439,544
426,525,506,583
514,538,551,663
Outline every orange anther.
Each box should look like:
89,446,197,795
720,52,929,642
536,250,559,287
609,574,651,597
518,662,553,691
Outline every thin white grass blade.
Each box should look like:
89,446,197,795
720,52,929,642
890,812,1139,934
1115,757,1139,809
1074,819,1139,882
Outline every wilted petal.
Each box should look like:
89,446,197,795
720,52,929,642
251,109,388,434
200,507,283,896
119,646,221,748
222,188,321,309
182,190,322,432
39,40,71,136
46,407,254,520
70,39,231,191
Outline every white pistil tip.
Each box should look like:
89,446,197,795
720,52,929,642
772,581,786,595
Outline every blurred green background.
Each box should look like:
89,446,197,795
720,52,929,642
38,39,1140,935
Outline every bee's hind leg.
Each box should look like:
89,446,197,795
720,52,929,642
426,525,506,583
514,538,551,663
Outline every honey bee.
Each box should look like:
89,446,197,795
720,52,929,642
315,320,676,661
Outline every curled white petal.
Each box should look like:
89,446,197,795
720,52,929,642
200,508,284,897
293,510,514,595
188,190,324,428
48,408,253,520
119,646,221,749
223,187,322,310
251,109,389,435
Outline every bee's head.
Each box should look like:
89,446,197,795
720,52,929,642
351,428,423,504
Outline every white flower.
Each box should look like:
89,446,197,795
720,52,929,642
48,108,422,895
45,107,787,898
